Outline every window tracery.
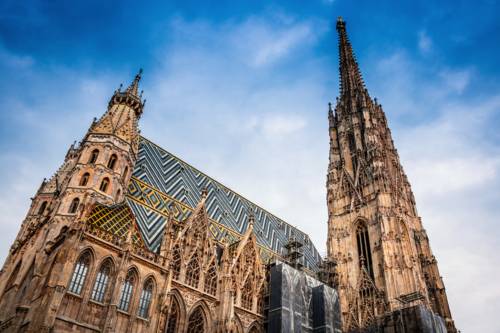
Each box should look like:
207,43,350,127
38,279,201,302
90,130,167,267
241,278,253,310
356,221,373,278
185,254,200,288
187,306,206,333
91,260,112,303
138,278,154,318
38,201,47,215
118,270,136,312
165,297,180,333
68,252,91,295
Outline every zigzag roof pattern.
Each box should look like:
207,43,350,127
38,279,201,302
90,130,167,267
126,137,323,271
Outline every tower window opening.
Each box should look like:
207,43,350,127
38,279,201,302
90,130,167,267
80,173,90,186
99,178,110,193
356,222,374,279
69,198,80,214
91,260,112,303
38,201,47,215
89,149,99,164
123,166,129,180
108,154,118,170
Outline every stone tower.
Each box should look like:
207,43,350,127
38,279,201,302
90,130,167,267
0,70,145,331
326,18,456,332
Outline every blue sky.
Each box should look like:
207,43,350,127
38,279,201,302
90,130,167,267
1,0,499,331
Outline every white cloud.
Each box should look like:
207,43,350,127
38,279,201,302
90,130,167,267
439,68,472,94
418,30,433,54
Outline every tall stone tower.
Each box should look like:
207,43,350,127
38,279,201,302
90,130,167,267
0,70,144,331
326,18,456,332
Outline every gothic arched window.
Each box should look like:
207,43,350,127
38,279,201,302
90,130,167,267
165,297,180,333
137,278,154,318
80,172,90,186
187,306,206,333
68,198,80,214
38,201,47,215
171,245,181,280
118,270,136,312
68,251,91,295
241,278,253,310
107,154,118,170
356,221,374,278
204,264,217,296
185,254,200,288
91,259,113,303
123,166,129,181
89,149,99,164
99,178,110,193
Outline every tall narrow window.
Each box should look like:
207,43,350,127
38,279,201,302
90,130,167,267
99,178,110,193
204,264,217,296
68,252,91,295
171,245,181,280
241,278,253,310
38,201,47,215
91,260,113,303
138,279,154,318
123,166,129,181
107,154,117,170
356,222,374,278
69,198,80,214
118,270,136,312
80,173,90,186
165,297,180,333
187,306,206,333
185,254,200,288
89,149,99,164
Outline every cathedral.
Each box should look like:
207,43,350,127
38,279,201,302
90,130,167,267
0,18,456,333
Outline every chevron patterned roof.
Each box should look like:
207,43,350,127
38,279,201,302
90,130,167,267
126,137,323,271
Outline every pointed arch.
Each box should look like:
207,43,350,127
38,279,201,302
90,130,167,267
233,314,244,333
17,260,35,303
80,172,90,186
186,302,210,333
91,257,114,303
89,149,99,164
165,289,187,333
138,276,155,318
68,197,80,214
107,154,118,170
118,268,138,312
241,277,253,310
68,250,93,295
247,322,261,333
99,177,110,193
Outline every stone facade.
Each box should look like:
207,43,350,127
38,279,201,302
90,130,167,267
0,72,273,333
0,16,457,333
325,18,456,332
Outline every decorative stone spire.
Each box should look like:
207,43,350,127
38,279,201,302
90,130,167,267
108,69,145,117
336,17,366,97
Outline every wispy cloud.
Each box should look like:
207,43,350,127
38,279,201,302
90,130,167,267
418,30,433,55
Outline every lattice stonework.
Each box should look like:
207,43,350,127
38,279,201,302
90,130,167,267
126,137,322,271
86,203,144,246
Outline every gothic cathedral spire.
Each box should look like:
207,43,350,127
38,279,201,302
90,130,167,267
326,18,456,332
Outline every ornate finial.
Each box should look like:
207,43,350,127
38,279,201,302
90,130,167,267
126,68,143,96
328,102,333,112
336,16,346,30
